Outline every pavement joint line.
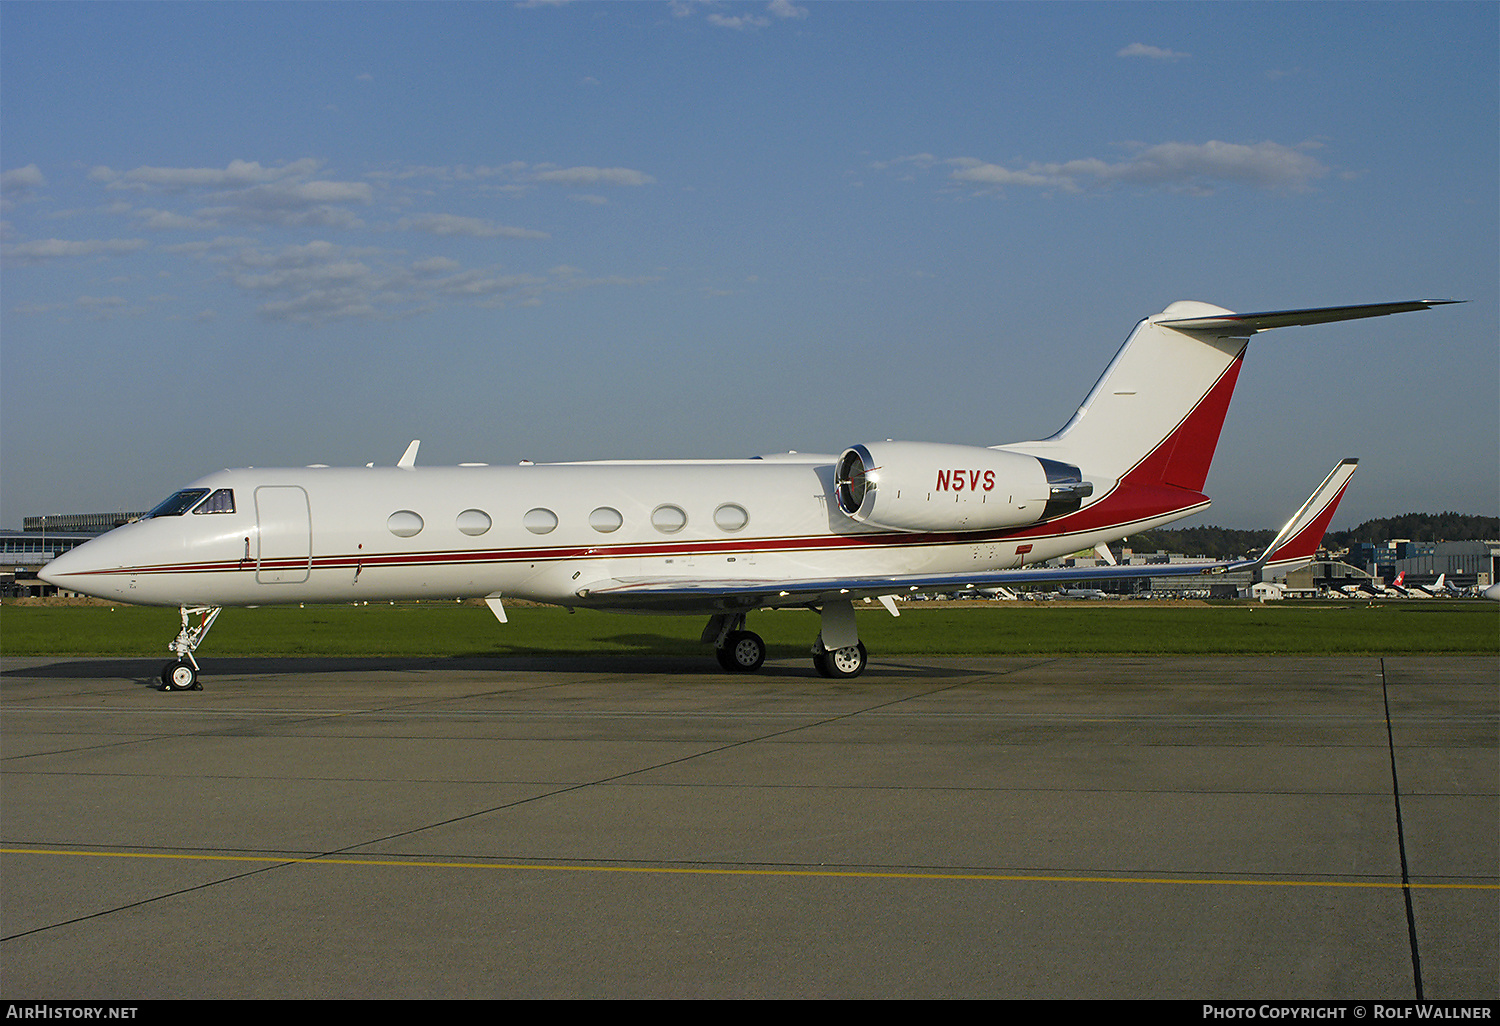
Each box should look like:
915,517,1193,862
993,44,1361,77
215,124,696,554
5,847,1496,890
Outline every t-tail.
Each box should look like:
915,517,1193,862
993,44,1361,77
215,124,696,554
1007,300,1458,527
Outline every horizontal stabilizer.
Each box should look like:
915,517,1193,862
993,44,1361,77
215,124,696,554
1159,300,1461,335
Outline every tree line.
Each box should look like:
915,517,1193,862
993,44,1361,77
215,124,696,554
1127,512,1498,560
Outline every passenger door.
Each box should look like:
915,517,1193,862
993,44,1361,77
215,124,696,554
255,486,311,584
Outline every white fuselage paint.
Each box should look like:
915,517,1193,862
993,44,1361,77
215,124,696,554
47,457,1195,612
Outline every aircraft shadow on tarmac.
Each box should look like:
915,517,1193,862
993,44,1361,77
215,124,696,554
4,652,983,686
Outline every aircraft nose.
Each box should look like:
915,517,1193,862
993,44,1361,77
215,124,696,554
39,544,90,590
39,535,125,598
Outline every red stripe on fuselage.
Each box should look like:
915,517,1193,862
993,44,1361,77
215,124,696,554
70,486,1212,582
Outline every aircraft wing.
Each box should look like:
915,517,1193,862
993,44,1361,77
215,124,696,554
574,559,1253,612
574,460,1358,612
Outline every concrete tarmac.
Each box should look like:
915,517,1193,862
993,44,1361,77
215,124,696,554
1,654,1495,1000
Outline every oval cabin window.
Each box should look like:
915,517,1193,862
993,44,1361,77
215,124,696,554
456,509,492,536
651,505,687,534
714,503,749,532
523,508,559,535
388,510,424,538
589,507,623,533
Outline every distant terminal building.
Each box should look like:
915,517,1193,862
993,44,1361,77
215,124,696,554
23,512,142,534
1346,539,1497,590
1394,540,1497,590
1285,560,1378,596
1044,549,1260,599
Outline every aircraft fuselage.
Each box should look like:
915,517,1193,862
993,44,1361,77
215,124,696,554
50,456,1195,613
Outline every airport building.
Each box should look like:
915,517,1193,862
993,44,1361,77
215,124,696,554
1393,540,1498,589
1284,560,1379,596
1344,539,1498,591
22,512,141,534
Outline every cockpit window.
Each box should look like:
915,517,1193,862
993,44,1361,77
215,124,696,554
193,489,235,515
145,489,209,518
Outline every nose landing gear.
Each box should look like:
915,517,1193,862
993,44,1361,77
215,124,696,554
161,606,221,691
162,659,200,691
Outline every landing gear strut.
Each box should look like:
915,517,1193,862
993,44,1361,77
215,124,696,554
811,599,866,678
703,600,869,677
161,605,221,691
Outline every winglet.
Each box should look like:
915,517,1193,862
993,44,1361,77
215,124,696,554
398,439,420,469
1255,459,1358,574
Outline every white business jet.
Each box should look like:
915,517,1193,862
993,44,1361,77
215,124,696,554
41,299,1456,690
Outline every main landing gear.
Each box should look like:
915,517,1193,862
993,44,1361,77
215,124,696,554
812,639,868,679
705,601,868,678
161,605,221,691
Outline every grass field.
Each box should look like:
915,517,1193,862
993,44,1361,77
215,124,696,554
2,599,1495,659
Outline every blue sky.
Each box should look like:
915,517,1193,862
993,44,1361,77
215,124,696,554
3,1,1496,530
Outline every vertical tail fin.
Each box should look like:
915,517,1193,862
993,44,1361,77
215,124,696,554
1013,300,1458,498
1015,302,1250,489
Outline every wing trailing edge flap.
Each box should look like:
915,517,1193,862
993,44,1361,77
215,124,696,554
571,460,1357,608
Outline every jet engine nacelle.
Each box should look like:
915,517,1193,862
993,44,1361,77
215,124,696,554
834,442,1093,533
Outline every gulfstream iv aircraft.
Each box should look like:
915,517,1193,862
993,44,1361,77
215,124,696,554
42,299,1456,690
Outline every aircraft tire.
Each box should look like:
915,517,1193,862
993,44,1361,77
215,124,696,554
162,660,200,692
813,642,867,679
717,630,766,672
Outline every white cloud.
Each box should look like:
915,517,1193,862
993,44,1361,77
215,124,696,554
396,213,549,239
907,141,1330,197
1118,42,1190,61
2,237,149,266
1,164,47,193
198,181,372,229
949,158,1067,191
528,166,655,187
195,239,657,325
134,208,220,231
86,160,375,230
6,155,660,323
691,1,806,30
95,158,323,190
366,161,655,192
1095,141,1327,192
708,13,770,31
1,165,47,211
